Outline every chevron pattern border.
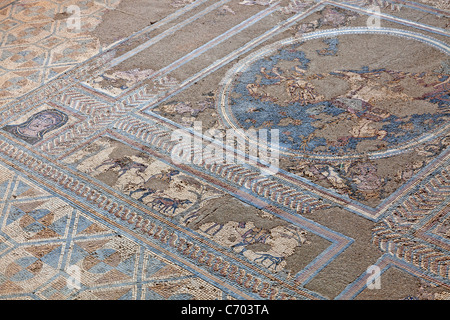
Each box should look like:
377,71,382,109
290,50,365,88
372,163,450,279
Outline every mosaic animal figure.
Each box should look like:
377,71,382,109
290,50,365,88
151,197,192,214
147,169,180,183
129,187,157,202
95,157,148,177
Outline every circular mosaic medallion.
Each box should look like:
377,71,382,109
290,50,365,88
218,28,450,160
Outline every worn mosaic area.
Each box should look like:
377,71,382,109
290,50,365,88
0,0,449,300
218,29,449,207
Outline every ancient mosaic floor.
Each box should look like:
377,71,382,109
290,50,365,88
0,0,449,301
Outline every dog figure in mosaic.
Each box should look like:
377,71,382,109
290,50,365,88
129,187,158,202
94,157,148,178
231,226,269,254
151,197,192,214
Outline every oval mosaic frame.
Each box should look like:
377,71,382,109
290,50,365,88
217,27,450,161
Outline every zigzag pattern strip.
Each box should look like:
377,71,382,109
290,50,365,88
56,89,111,115
40,78,180,156
0,139,315,300
373,223,450,279
124,86,158,106
391,167,449,225
41,101,135,155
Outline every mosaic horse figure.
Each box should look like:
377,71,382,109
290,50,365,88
129,169,180,202
151,197,192,214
